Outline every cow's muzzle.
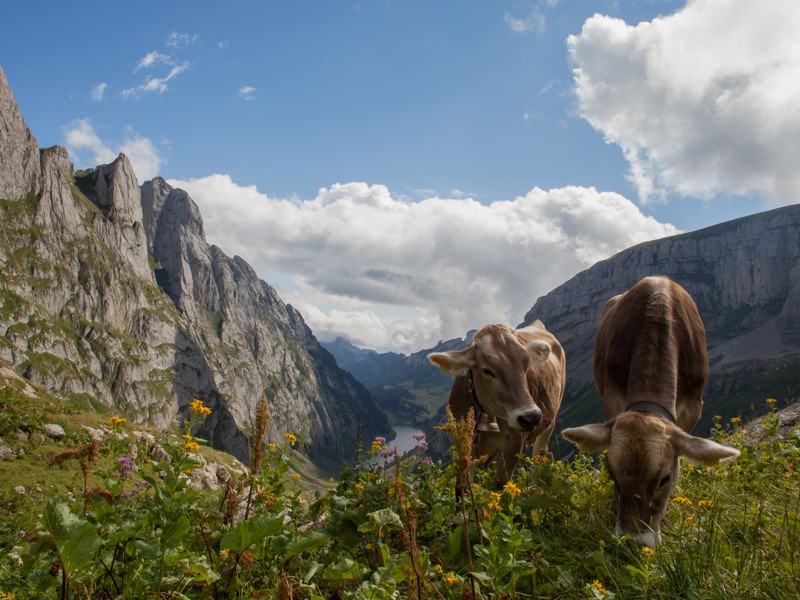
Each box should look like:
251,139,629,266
515,409,542,432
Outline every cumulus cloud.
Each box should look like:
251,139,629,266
62,119,163,181
168,176,679,352
238,86,256,101
569,0,800,205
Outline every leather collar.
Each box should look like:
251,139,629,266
625,400,676,424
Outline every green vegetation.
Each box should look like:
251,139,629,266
0,387,797,599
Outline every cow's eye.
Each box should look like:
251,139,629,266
657,474,671,489
482,368,495,378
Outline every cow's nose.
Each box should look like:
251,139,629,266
517,410,542,431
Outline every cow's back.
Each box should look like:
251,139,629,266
593,276,707,433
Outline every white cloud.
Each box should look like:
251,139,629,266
90,82,107,102
238,86,256,101
134,51,172,71
166,32,199,48
504,11,545,33
119,127,163,181
62,119,163,182
122,63,190,99
167,176,679,352
63,119,117,166
569,0,800,205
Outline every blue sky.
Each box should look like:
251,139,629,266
3,0,798,352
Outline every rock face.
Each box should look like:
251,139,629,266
0,66,40,200
520,205,800,433
0,65,389,473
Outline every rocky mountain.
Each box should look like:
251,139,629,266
521,204,800,434
0,65,390,474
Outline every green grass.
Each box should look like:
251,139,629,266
0,385,797,598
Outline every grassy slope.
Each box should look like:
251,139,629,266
0,365,798,598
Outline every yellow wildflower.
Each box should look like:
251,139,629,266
730,417,742,424
189,399,212,416
267,442,277,452
290,473,301,480
219,549,230,562
713,415,722,421
284,432,297,447
672,496,692,506
444,572,459,585
503,481,522,497
433,564,443,574
697,499,714,508
591,579,606,594
109,416,127,427
354,483,364,492
641,546,655,557
488,491,502,511
183,441,200,452
183,434,194,442
767,398,777,405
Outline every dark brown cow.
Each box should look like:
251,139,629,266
429,321,566,486
562,276,739,547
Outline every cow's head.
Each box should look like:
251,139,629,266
428,324,552,432
562,412,739,547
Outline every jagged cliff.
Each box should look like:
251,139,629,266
0,65,389,473
520,205,800,432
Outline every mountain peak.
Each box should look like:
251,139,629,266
0,65,41,199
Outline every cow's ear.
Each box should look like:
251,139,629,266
673,431,741,466
561,422,613,453
526,339,552,365
427,348,474,373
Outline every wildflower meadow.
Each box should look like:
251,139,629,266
0,392,798,599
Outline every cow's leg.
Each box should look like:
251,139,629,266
493,434,526,488
530,425,555,456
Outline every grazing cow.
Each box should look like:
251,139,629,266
428,321,566,487
562,276,740,547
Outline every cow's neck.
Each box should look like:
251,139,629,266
467,369,489,414
467,369,501,432
625,399,676,423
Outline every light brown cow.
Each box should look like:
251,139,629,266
562,276,739,547
429,321,566,487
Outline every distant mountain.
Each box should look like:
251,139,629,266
322,335,471,424
0,65,390,474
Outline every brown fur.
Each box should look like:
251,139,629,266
563,276,739,545
430,321,566,486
